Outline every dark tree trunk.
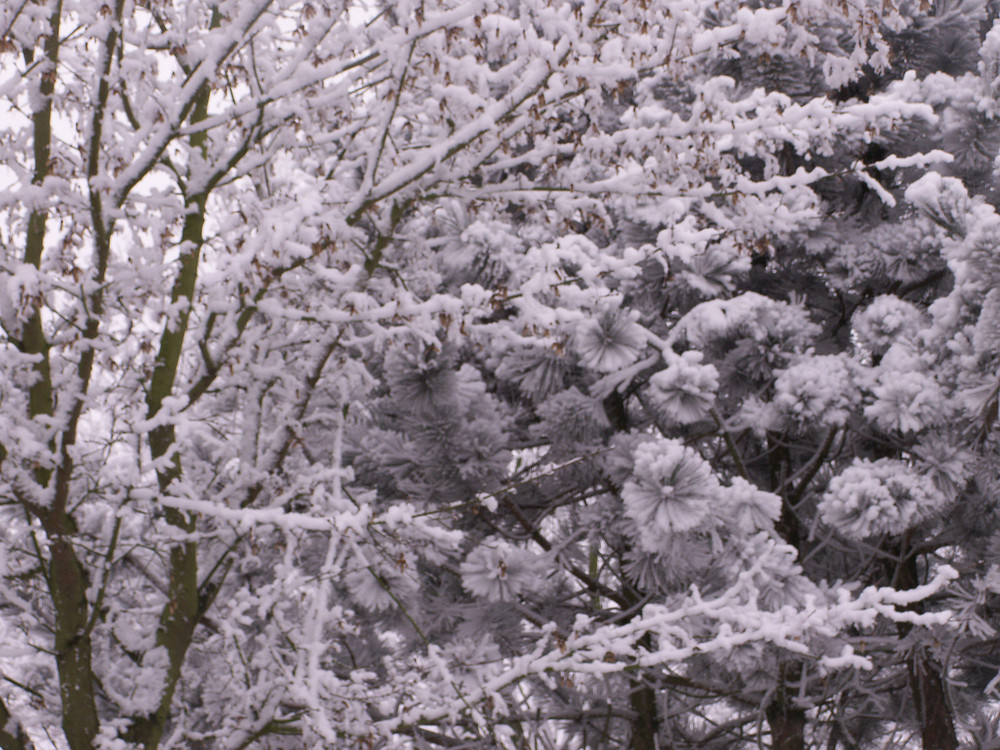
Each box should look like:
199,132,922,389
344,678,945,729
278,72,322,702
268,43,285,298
908,647,958,750
892,543,958,750
629,680,660,750
766,701,807,750
766,665,806,750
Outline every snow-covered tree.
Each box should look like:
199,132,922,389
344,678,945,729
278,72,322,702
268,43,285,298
406,1,1000,748
0,0,992,749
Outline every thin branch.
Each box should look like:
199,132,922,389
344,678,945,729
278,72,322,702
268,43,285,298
711,406,748,479
499,495,629,608
784,426,838,508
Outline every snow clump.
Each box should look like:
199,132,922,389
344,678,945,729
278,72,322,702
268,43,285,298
865,369,949,433
647,350,719,424
573,308,648,372
622,438,719,552
852,295,924,356
721,477,783,533
773,354,861,428
818,458,947,539
460,538,545,602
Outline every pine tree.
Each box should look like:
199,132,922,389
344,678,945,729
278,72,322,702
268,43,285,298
405,2,1000,748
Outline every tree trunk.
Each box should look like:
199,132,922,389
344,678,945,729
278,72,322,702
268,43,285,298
892,547,958,750
766,700,807,750
766,664,806,750
629,680,660,750
49,537,99,750
908,647,958,750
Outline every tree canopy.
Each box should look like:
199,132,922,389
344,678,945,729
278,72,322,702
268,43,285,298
2,0,1000,748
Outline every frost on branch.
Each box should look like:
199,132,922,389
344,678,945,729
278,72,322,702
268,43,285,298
647,350,719,425
818,458,949,540
772,353,861,429
865,367,950,434
572,306,648,373
852,294,925,357
721,478,783,534
621,438,720,550
460,538,546,602
3,0,998,746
